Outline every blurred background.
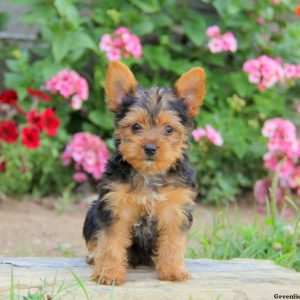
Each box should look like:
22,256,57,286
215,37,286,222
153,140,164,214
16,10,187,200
0,0,299,273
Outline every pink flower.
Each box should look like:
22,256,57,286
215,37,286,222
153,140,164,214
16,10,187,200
296,102,300,114
45,70,89,109
192,128,206,141
254,178,271,205
221,32,238,52
243,55,285,90
71,96,83,110
62,132,109,181
206,25,221,38
208,38,223,53
288,167,300,189
271,0,280,3
206,26,238,54
99,27,142,61
254,178,286,208
192,125,223,146
262,118,298,159
115,27,129,35
99,34,113,52
259,117,300,202
205,125,224,146
283,63,300,80
73,172,88,183
256,16,265,25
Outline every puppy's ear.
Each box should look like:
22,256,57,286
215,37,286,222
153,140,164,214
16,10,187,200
105,61,137,112
174,67,206,118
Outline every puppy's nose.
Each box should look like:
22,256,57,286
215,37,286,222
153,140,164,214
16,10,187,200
144,144,157,156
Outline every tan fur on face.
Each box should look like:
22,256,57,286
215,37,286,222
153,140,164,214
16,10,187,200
116,108,188,174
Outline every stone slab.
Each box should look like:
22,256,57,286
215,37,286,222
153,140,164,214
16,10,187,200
0,257,299,299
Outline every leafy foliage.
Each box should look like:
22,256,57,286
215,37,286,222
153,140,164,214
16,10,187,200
1,0,300,201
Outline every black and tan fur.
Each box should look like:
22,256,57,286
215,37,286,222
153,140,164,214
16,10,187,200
83,61,206,285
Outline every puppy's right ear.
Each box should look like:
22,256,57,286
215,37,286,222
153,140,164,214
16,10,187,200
105,61,137,112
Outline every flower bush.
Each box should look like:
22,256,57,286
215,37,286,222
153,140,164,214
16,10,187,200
62,132,109,182
45,70,89,110
99,27,142,61
254,118,300,210
0,0,300,202
206,25,238,53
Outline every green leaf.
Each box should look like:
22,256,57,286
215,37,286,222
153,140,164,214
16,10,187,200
130,0,160,13
182,17,205,46
72,32,98,51
54,0,80,28
132,18,155,36
52,32,73,62
0,12,9,30
21,6,55,24
88,111,114,130
143,45,171,71
6,60,19,72
230,72,255,97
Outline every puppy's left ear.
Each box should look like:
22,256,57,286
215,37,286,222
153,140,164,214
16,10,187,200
105,61,137,112
174,67,206,118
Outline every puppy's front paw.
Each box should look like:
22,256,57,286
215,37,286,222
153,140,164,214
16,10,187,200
92,266,126,286
157,265,191,282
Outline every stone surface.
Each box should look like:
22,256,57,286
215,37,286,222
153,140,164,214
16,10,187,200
0,257,299,299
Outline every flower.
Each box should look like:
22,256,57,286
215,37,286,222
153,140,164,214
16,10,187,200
99,27,143,61
256,17,265,25
192,128,206,141
45,70,89,110
21,127,40,149
192,125,223,146
221,32,238,52
71,96,83,110
296,5,300,16
27,87,50,102
254,178,271,205
288,167,300,189
258,117,300,204
243,55,285,90
0,90,18,105
0,120,18,143
62,132,109,181
208,38,223,53
254,178,286,209
206,25,221,38
206,26,238,53
0,161,5,172
40,108,60,137
262,118,298,159
205,125,224,146
27,110,42,131
73,172,88,183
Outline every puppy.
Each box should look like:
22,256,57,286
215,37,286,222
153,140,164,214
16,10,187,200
83,61,206,285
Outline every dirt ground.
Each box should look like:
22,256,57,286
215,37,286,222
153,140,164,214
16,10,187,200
0,194,271,257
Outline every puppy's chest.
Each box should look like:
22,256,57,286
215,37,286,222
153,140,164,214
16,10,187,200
132,175,168,211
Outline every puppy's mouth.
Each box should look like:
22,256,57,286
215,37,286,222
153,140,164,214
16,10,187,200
144,156,155,162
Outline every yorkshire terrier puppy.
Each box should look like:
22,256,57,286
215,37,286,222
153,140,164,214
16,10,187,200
83,61,206,285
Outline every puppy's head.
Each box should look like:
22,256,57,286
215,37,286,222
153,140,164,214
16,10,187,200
105,61,206,174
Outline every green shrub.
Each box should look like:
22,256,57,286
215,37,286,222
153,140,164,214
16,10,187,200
1,0,299,201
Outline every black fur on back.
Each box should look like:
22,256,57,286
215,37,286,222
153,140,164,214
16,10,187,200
82,86,196,266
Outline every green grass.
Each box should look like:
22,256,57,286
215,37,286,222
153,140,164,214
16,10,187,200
187,211,300,271
187,175,300,271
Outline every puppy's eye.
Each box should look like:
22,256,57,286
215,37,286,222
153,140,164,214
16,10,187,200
132,123,142,132
165,125,173,134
